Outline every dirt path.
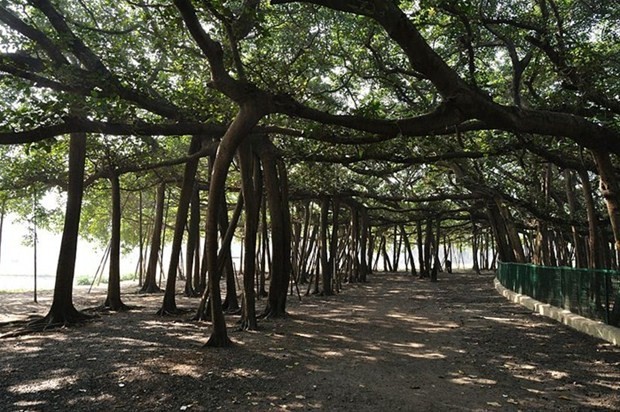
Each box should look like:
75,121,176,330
1,271,619,411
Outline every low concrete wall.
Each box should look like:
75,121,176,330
494,278,619,346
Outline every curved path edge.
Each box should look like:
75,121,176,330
494,277,620,346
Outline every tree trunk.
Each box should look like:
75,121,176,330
259,139,291,318
330,198,341,288
417,220,425,277
38,133,91,326
141,183,164,293
239,140,260,330
358,207,369,282
495,197,526,263
103,172,128,311
157,135,202,315
258,192,269,297
593,150,620,266
564,169,587,268
401,224,416,276
578,168,604,269
220,194,240,312
320,197,333,295
471,219,480,274
430,218,440,282
205,105,262,346
184,185,200,297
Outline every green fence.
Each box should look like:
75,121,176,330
497,262,620,326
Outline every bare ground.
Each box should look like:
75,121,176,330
1,270,619,411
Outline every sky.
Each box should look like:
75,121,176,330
0,213,140,291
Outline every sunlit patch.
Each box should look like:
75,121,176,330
220,367,271,381
13,400,46,408
503,361,536,370
404,352,446,359
325,334,353,342
547,370,569,379
322,350,344,358
390,342,425,349
293,332,316,339
450,376,497,386
513,374,544,382
480,316,514,323
9,375,77,394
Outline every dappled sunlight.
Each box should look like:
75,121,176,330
8,373,78,394
449,375,497,386
321,350,345,358
404,351,446,359
388,341,426,349
1,271,619,411
13,400,47,409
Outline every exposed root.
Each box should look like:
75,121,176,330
138,285,162,294
203,333,233,348
259,308,288,320
1,310,98,339
238,318,259,331
155,306,191,316
97,303,134,312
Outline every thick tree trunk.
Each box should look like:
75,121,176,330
593,150,620,266
38,133,91,326
205,105,262,346
103,172,128,311
259,140,291,318
158,135,202,315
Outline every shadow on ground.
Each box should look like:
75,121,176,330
1,271,618,411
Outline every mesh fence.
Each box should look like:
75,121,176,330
497,262,620,326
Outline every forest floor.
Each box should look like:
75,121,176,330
1,270,619,411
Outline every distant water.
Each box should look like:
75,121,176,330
0,274,57,292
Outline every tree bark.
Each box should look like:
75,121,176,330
141,183,164,293
259,139,291,318
38,133,91,326
157,135,202,315
564,170,587,268
238,140,260,330
320,197,333,295
204,105,263,346
578,168,603,269
593,150,620,266
103,172,128,311
184,185,201,297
